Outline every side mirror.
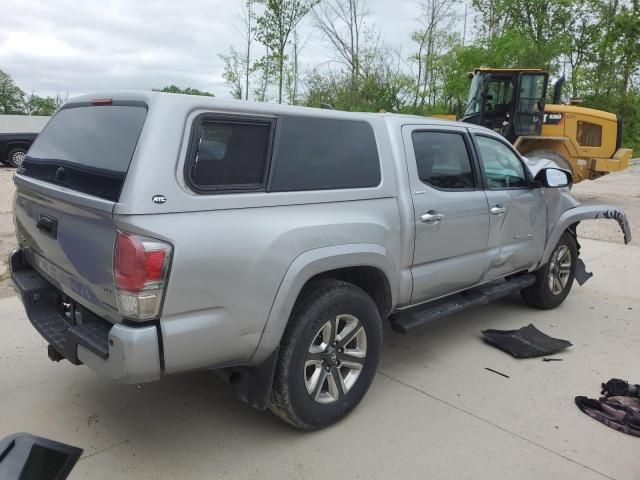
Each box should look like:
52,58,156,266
534,168,572,188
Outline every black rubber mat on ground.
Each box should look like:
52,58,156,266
481,324,572,358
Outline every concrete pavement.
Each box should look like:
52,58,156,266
0,238,638,479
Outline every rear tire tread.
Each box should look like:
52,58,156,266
269,278,381,430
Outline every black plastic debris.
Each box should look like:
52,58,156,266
484,367,510,378
0,433,82,480
574,258,594,286
481,324,572,358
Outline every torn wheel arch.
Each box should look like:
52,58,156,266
539,204,631,267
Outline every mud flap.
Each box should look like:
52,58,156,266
574,258,593,286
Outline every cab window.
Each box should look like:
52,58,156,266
475,135,528,189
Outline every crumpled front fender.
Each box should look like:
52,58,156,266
539,204,631,267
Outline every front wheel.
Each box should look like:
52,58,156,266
270,278,382,430
521,232,577,309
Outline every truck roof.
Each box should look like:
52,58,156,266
66,91,467,129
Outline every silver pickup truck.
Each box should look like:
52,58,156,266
10,92,631,430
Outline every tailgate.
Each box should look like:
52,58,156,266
13,101,147,323
14,179,121,322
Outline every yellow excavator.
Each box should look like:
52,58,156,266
451,68,633,183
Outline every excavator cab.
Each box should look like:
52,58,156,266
461,68,549,142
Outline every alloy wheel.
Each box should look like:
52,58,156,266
548,244,572,295
304,314,367,404
12,151,25,166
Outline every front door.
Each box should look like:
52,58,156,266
513,72,548,137
403,126,490,303
472,133,546,281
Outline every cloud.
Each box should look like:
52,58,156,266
0,0,464,99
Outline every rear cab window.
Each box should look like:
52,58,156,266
20,102,147,202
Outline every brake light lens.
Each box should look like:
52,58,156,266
92,98,113,106
114,231,172,320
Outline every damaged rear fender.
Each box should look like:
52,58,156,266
539,204,631,267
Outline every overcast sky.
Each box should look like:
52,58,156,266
0,0,469,99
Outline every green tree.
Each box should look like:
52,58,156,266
25,94,64,116
0,70,26,114
153,85,215,96
255,0,319,103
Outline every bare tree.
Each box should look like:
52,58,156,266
237,0,255,100
411,0,458,107
313,0,368,87
220,1,255,100
285,30,307,104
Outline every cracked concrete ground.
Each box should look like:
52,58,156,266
0,165,638,479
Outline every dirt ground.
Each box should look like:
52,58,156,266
0,162,637,299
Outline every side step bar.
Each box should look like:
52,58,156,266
389,274,536,334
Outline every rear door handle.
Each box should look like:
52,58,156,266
490,205,506,216
421,211,445,224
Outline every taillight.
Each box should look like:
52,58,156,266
114,231,172,321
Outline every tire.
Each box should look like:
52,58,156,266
521,232,577,309
270,278,382,430
526,149,574,187
7,147,27,168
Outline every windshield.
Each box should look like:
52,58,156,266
463,73,483,117
21,104,147,202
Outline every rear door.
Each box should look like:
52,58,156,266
403,125,490,302
14,102,147,323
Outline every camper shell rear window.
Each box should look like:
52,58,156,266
20,102,147,202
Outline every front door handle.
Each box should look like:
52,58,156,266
490,205,506,216
421,211,445,224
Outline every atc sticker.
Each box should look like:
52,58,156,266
152,195,167,204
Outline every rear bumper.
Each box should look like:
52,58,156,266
10,249,161,383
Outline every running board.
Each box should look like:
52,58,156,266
389,274,536,334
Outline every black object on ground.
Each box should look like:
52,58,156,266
484,367,510,378
0,433,82,480
481,324,572,358
574,258,594,286
543,358,564,362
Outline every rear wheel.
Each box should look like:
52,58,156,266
7,147,27,168
270,278,382,430
521,232,577,309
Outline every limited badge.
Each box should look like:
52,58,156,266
152,195,167,204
